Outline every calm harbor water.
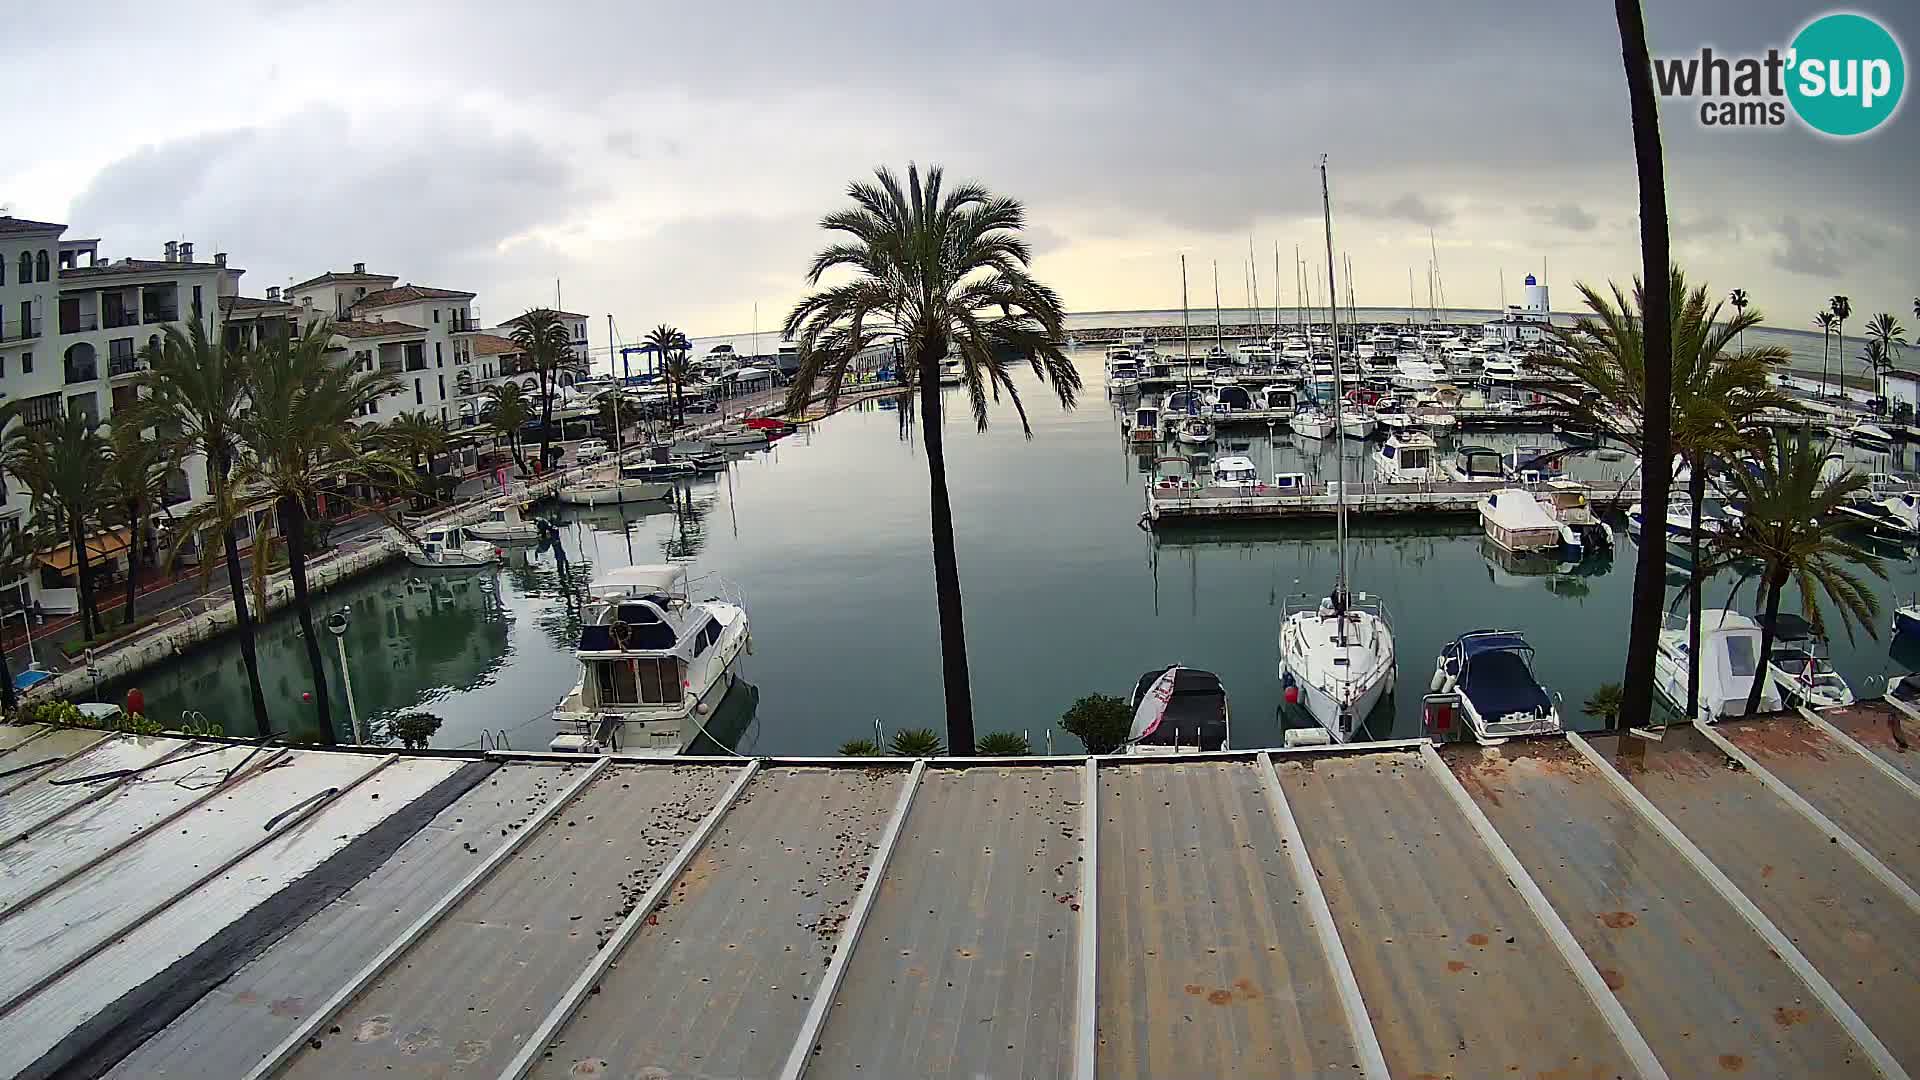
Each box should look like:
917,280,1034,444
113,347,1920,752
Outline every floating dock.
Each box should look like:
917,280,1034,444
1144,477,1641,524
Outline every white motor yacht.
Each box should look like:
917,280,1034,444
1338,407,1376,440
402,525,500,569
1372,430,1438,482
1431,631,1562,744
550,564,751,755
1393,354,1447,390
1209,454,1260,488
465,500,543,544
937,358,965,386
1238,341,1276,365
1290,405,1335,439
1258,383,1298,413
1124,666,1231,754
1760,613,1855,709
1847,421,1894,450
1174,416,1216,446
557,473,673,506
1653,609,1781,720
1106,353,1141,393
708,425,771,448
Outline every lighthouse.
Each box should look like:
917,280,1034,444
1521,272,1549,315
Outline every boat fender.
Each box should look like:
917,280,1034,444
1429,666,1446,694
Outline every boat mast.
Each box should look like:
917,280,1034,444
1248,237,1262,335
1181,255,1193,416
1408,268,1416,326
1212,260,1223,355
607,313,623,460
1274,243,1283,331
1321,155,1349,608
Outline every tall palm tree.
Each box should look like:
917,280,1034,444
1814,310,1838,397
1865,313,1908,403
508,309,574,473
0,522,42,712
0,411,112,640
1830,295,1852,397
662,351,697,424
481,382,534,475
1728,287,1748,352
234,324,405,743
133,320,270,736
1712,428,1883,715
1536,270,1796,719
645,325,691,424
785,164,1080,754
102,423,174,627
382,410,448,506
1604,0,1675,730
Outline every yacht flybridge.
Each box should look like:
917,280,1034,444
1279,156,1397,745
550,564,751,755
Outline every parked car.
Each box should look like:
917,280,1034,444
574,438,608,464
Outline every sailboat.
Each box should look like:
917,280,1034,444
1279,156,1398,744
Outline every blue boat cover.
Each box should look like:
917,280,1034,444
1460,647,1551,719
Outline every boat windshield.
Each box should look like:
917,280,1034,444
1725,635,1759,678
1217,467,1257,483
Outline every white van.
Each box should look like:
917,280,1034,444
574,438,608,464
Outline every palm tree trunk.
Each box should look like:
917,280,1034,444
222,522,271,736
917,344,976,755
1746,567,1786,715
71,521,97,641
1836,323,1845,399
1684,461,1706,720
539,371,555,473
282,495,334,745
123,500,142,627
1614,0,1675,732
1820,331,1830,398
0,634,15,714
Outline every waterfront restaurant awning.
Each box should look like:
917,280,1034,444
35,526,131,571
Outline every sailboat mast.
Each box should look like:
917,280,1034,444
607,312,623,459
1212,260,1223,354
1181,255,1193,404
1295,245,1305,332
1320,156,1348,602
1274,244,1283,330
1248,237,1262,334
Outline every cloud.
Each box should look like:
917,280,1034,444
1770,217,1844,279
67,106,598,300
1367,193,1454,228
1529,203,1597,231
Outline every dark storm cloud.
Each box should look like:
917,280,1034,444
68,106,596,295
1772,216,1846,278
1364,194,1454,228
1530,203,1598,232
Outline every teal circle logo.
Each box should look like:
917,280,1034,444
1788,13,1905,137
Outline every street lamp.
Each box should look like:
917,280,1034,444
326,607,363,744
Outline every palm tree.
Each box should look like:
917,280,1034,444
132,321,270,736
1814,311,1838,397
481,382,534,475
662,351,697,425
1728,287,1748,352
0,411,112,640
1865,313,1908,403
1712,428,1884,715
234,325,405,743
785,164,1080,754
645,324,691,424
1536,270,1796,719
102,423,174,627
1830,295,1852,396
382,410,448,506
0,522,42,712
508,309,574,473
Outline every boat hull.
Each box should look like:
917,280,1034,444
557,479,673,506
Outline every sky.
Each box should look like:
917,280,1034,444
4,1,1915,357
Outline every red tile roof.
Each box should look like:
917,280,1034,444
59,258,233,279
330,319,428,339
0,216,67,235
469,333,522,357
289,269,399,291
351,285,477,311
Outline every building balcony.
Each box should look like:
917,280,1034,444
405,358,428,372
65,363,100,384
448,315,482,333
142,308,180,324
379,359,403,375
61,313,99,334
109,355,142,377
104,309,140,330
0,316,41,342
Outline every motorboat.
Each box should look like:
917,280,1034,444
1759,613,1855,709
1431,631,1562,744
1410,406,1458,435
402,525,500,569
1653,609,1781,720
1896,601,1920,640
1482,354,1523,381
1538,479,1615,552
1173,416,1216,446
1258,383,1297,413
1123,666,1231,754
1338,407,1376,440
557,474,674,506
1847,421,1894,450
1206,382,1253,415
937,358,965,386
1280,591,1396,744
1479,482,1613,558
707,425,771,448
1372,430,1438,482
1393,355,1448,390
1149,454,1204,493
1209,454,1260,488
1279,337,1310,363
1290,405,1335,440
1445,444,1507,482
1626,495,1726,543
1205,344,1232,366
1131,401,1162,445
549,564,750,755
1238,342,1276,364
1373,398,1415,432
1106,353,1141,393
464,499,543,544
623,459,698,479
1502,445,1564,484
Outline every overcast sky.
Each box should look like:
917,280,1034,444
5,1,1914,351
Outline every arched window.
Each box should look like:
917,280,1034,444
15,252,28,283
34,250,48,282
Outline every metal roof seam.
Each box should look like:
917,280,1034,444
1565,732,1911,1080
1256,751,1392,1080
1418,742,1672,1080
778,760,926,1080
500,761,762,1080
1071,758,1098,1080
1692,721,1920,917
1795,705,1920,804
0,753,399,1024
1,739,201,854
240,758,612,1080
0,733,117,797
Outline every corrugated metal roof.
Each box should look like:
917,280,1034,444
0,712,1915,1080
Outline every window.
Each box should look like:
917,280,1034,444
35,250,48,282
0,253,5,285
693,618,719,656
414,379,423,406
21,351,30,375
435,342,442,366
437,374,445,399
432,309,440,323
1726,635,1758,678
191,285,202,319
15,253,27,283
595,658,684,705
0,355,6,378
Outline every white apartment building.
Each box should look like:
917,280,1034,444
285,265,480,426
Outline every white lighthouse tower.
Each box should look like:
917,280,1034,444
1482,270,1553,349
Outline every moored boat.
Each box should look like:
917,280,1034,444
402,525,501,569
1653,609,1781,720
1123,666,1231,754
557,474,673,506
1372,430,1438,482
1431,631,1562,744
464,500,543,544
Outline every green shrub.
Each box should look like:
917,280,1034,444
388,711,443,750
838,738,883,757
1583,682,1624,726
1062,693,1131,755
975,731,1031,756
886,727,945,757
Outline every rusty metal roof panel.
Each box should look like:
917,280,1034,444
1448,739,1874,1078
804,766,1083,1079
1273,748,1637,1079
1717,715,1920,893
105,760,575,1080
274,763,742,1079
1097,759,1362,1078
1588,726,1920,1075
528,765,907,1079
0,756,466,1079
1817,701,1920,787
0,735,188,841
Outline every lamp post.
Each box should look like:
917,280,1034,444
326,607,363,744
